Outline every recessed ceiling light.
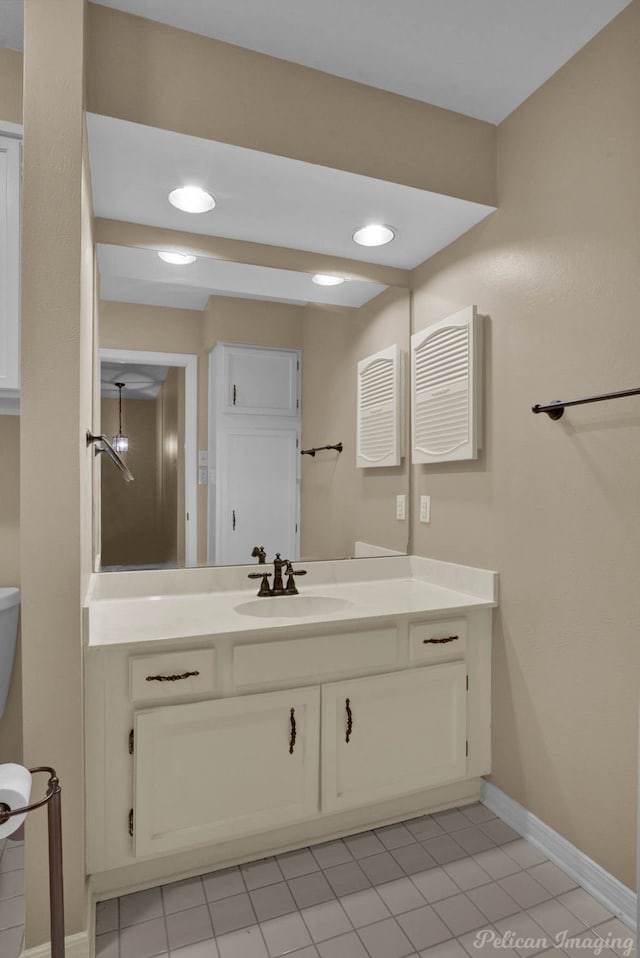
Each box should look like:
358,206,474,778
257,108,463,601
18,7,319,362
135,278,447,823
168,186,216,214
352,224,395,247
312,274,346,286
158,251,197,265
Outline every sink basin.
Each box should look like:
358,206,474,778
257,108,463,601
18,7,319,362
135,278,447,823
235,595,353,619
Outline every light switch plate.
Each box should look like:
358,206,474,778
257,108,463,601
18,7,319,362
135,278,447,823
198,449,208,467
198,468,208,485
396,494,406,521
420,495,431,523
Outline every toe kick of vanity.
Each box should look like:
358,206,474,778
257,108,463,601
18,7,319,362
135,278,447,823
84,603,493,895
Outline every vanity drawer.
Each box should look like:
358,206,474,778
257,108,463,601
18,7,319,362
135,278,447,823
130,649,216,702
233,627,398,689
409,618,467,664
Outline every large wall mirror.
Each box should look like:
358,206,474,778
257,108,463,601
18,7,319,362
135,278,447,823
88,110,491,570
97,246,410,570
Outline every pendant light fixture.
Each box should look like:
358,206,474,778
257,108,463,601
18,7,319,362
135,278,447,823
112,382,129,454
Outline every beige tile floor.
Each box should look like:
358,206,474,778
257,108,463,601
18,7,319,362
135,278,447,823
91,805,636,958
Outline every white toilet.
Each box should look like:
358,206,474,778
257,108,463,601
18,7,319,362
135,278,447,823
0,588,20,719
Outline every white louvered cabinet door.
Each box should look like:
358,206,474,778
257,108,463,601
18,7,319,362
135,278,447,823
356,344,402,468
411,306,482,464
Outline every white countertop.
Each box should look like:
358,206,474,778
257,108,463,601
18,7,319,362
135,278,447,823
85,556,498,648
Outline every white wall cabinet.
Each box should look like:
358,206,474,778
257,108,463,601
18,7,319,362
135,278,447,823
411,306,482,464
134,686,320,858
0,133,21,411
220,344,299,417
322,663,467,813
356,344,404,468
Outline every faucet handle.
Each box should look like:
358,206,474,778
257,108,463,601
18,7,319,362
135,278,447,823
284,563,307,595
248,571,272,597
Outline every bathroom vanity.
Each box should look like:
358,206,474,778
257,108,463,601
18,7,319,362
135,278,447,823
83,555,497,897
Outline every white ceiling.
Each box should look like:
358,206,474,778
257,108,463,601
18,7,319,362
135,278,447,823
1,2,630,121
97,244,387,310
101,362,169,400
90,0,630,123
88,114,495,272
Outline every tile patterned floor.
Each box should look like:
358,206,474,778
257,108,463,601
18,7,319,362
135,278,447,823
0,835,25,958
95,805,637,958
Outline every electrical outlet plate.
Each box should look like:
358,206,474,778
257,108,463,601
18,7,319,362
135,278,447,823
396,494,406,521
420,495,431,523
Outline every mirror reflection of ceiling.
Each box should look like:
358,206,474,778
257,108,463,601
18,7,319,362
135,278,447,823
94,1,628,123
87,115,495,271
101,363,170,400
97,245,388,310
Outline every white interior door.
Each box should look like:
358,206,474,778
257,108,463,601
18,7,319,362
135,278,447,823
218,427,299,565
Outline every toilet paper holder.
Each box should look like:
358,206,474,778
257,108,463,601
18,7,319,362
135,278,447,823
0,766,65,958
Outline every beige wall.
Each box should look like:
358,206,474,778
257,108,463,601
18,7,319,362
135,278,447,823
410,1,640,889
86,5,496,207
20,0,91,946
0,48,23,125
301,288,410,559
101,397,160,566
0,417,21,765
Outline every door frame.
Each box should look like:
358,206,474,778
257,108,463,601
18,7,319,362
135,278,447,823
99,347,198,568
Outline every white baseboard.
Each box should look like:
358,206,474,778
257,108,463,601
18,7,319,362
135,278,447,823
22,931,90,958
481,782,637,931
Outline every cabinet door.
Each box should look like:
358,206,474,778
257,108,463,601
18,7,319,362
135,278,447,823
0,135,20,393
134,686,320,858
222,344,299,417
322,664,466,813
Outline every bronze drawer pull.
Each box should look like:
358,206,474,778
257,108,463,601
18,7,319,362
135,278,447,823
145,670,200,682
345,698,353,743
423,635,459,645
289,708,296,754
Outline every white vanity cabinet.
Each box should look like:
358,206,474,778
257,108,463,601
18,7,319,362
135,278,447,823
322,663,467,813
134,686,320,858
84,595,494,894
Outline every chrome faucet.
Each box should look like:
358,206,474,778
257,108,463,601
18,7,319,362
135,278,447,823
248,552,307,597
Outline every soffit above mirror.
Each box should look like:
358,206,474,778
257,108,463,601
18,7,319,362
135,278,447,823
88,0,630,123
87,113,495,271
97,245,388,310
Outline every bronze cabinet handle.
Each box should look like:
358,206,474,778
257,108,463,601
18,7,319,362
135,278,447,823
289,708,296,754
345,698,353,743
232,509,236,530
233,384,237,405
145,671,200,683
423,635,459,645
